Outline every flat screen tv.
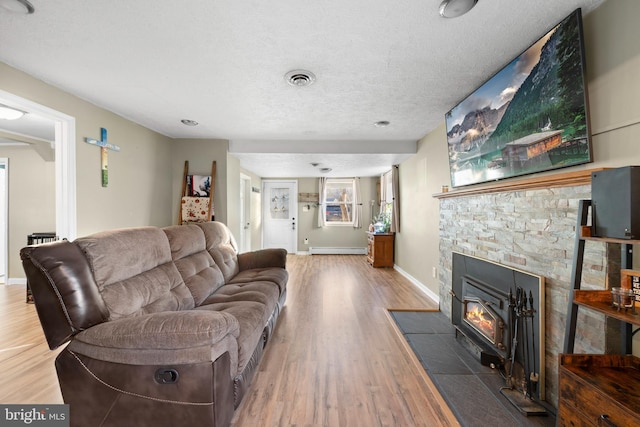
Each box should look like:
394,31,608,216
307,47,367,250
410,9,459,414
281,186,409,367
445,9,592,188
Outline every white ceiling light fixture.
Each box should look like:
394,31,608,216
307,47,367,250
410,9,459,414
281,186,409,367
181,119,199,126
319,167,332,173
439,0,478,18
0,104,27,120
0,0,35,14
285,70,316,87
374,120,390,128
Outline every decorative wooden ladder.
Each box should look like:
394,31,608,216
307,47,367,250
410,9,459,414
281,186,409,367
178,160,216,225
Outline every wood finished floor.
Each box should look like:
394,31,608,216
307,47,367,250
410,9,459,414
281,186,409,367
0,255,459,427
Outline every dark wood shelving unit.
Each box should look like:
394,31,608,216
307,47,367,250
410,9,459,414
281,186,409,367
573,290,639,325
563,199,639,353
559,199,640,426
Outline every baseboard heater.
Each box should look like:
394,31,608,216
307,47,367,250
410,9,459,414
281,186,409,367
309,247,367,255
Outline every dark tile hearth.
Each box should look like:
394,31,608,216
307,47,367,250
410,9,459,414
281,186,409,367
390,311,555,427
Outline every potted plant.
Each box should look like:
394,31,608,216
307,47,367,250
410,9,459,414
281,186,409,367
373,211,391,233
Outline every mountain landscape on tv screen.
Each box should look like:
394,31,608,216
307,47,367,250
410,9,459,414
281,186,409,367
446,11,590,187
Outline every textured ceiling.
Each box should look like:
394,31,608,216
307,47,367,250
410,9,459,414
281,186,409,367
0,0,606,177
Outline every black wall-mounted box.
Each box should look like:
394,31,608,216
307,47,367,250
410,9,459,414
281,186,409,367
591,166,640,239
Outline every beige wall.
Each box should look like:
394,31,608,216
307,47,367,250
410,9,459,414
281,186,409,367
75,119,173,234
0,146,55,279
0,62,174,280
226,153,241,239
395,0,640,300
296,177,378,251
395,123,448,293
170,138,229,226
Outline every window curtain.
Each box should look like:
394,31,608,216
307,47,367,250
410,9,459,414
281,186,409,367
317,177,326,227
353,177,362,228
390,165,400,232
379,174,386,215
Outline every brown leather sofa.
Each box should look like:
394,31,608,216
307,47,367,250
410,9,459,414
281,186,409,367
20,221,287,427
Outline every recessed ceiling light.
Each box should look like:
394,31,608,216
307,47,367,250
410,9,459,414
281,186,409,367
310,162,320,167
439,0,478,18
181,119,199,126
0,0,35,14
319,167,332,173
0,104,26,120
285,70,316,87
374,120,390,127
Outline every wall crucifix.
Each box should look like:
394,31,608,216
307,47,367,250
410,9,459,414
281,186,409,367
84,127,120,187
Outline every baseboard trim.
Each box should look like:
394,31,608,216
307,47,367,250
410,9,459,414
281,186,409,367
309,247,367,255
7,278,27,286
393,265,440,305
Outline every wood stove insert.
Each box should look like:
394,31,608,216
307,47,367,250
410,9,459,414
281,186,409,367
451,252,547,416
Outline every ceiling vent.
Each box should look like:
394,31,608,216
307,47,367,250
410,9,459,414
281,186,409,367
0,0,35,14
439,0,478,18
285,70,316,87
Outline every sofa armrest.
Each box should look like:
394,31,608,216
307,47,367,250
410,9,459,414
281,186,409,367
73,310,239,350
21,240,110,350
238,248,287,271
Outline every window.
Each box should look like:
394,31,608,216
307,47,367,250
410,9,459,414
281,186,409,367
380,170,393,221
323,178,355,225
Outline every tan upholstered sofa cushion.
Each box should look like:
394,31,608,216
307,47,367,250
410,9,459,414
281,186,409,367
75,227,195,320
163,224,226,305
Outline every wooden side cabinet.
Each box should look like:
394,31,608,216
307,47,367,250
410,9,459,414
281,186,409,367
558,354,640,426
366,232,394,268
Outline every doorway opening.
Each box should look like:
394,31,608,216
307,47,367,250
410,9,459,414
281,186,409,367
0,90,76,284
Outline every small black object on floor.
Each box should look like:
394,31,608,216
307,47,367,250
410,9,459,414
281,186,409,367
390,311,555,427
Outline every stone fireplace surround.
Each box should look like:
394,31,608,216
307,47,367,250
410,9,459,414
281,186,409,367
436,169,608,407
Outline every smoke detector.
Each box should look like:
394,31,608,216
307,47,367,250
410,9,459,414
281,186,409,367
285,70,316,87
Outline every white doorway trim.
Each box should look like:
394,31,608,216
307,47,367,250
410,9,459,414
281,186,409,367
0,158,7,284
0,90,77,241
239,173,252,253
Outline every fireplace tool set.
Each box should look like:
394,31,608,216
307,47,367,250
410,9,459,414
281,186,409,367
500,286,546,416
450,280,547,416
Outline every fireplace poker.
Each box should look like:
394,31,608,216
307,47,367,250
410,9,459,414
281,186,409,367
504,288,513,386
522,288,531,398
505,287,520,388
529,290,539,394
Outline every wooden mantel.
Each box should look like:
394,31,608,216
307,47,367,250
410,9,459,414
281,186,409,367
433,167,607,199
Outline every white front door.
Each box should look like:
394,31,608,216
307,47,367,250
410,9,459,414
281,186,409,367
262,180,297,253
